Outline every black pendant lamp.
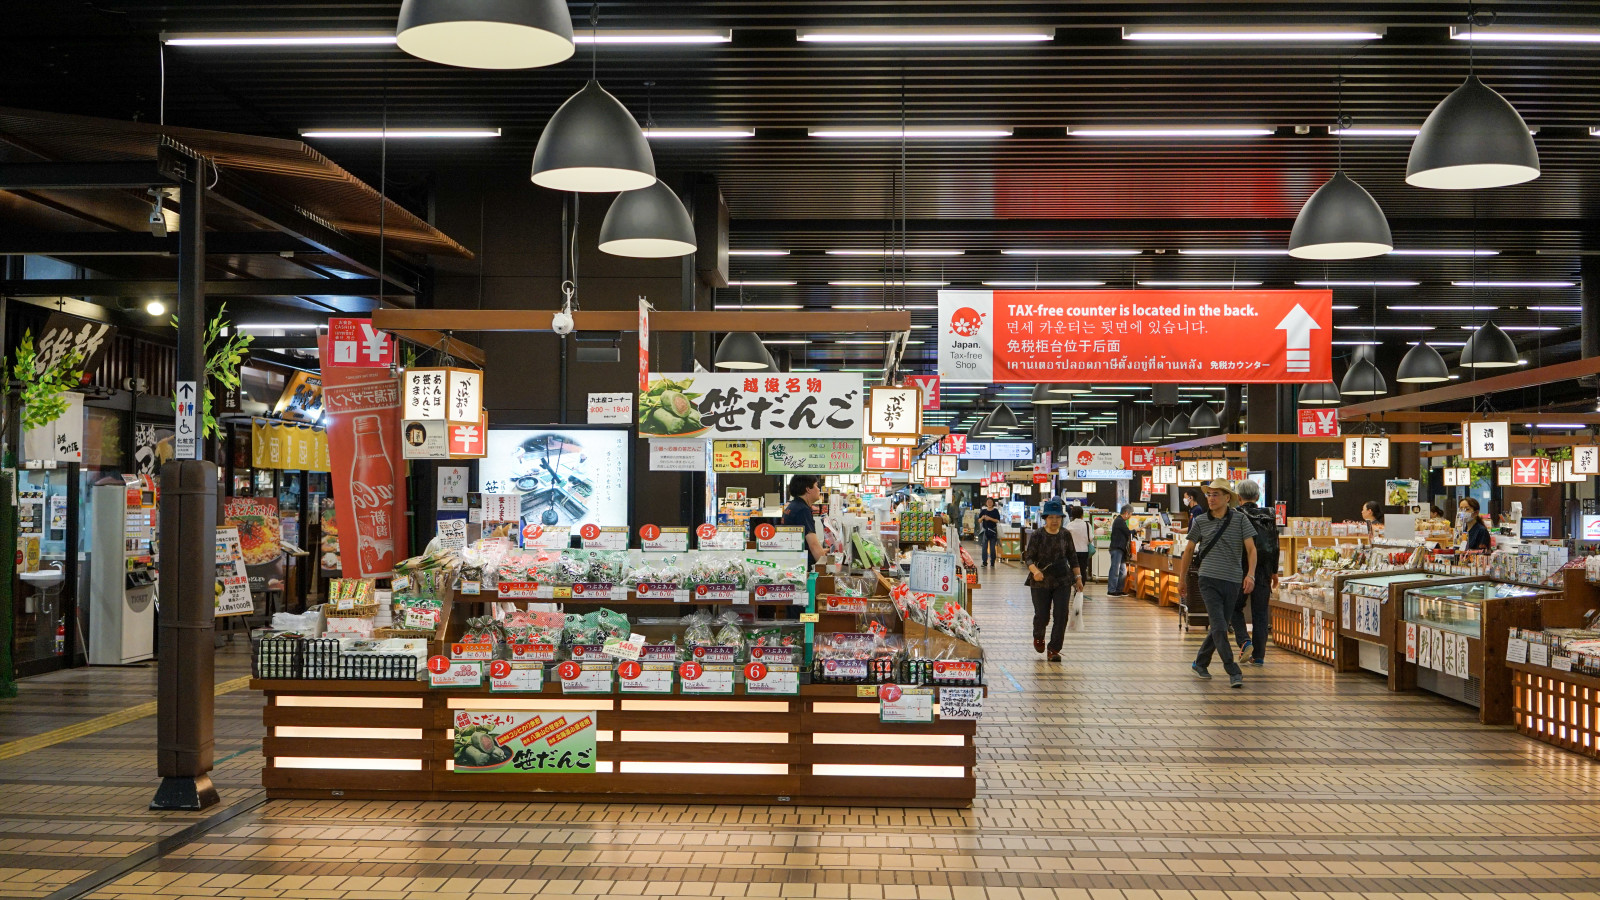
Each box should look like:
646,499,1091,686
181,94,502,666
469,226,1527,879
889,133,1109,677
1168,410,1196,438
713,332,769,370
1407,75,1539,190
1340,356,1388,396
532,81,656,192
1396,341,1451,383
1030,384,1070,405
599,181,696,258
1289,171,1393,260
1298,382,1341,407
1187,401,1222,431
1148,416,1170,444
967,413,991,441
985,404,1021,431
1460,321,1521,368
1131,420,1152,445
397,0,575,69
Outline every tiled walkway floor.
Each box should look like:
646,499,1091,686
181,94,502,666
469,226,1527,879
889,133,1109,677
4,565,1600,900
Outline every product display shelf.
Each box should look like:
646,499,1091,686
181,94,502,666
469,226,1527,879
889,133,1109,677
1509,660,1600,761
1268,593,1339,667
252,678,981,807
1395,580,1559,726
1132,550,1180,607
1330,571,1479,680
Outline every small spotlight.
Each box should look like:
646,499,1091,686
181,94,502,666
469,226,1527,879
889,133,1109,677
146,300,166,316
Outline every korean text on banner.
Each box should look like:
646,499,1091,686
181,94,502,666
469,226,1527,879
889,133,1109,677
319,333,409,578
938,289,1332,383
639,372,864,440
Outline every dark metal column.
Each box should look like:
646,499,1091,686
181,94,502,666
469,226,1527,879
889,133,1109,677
152,155,219,810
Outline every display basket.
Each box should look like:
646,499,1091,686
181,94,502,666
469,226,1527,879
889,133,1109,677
811,656,902,684
253,635,418,681
905,657,985,687
252,635,309,679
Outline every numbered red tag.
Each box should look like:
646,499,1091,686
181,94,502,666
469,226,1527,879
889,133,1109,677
522,522,543,543
878,683,903,703
744,662,768,682
557,660,582,681
639,523,661,542
488,659,512,679
427,655,450,675
697,523,717,540
580,523,601,541
754,523,775,541
680,661,703,681
618,660,643,680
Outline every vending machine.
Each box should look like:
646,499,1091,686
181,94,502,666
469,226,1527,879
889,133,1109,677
88,479,158,665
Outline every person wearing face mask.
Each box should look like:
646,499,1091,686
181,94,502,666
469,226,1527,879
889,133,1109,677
1460,497,1492,552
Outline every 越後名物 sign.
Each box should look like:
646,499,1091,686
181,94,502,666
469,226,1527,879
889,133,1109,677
638,373,863,440
938,289,1332,383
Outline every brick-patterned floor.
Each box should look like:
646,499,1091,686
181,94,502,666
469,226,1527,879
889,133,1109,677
5,563,1600,900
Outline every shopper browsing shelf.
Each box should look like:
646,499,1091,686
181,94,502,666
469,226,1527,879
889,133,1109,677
1460,497,1492,552
1362,500,1380,537
1178,479,1258,688
1107,505,1133,595
783,474,827,569
1024,498,1083,662
977,498,1001,567
1231,480,1279,667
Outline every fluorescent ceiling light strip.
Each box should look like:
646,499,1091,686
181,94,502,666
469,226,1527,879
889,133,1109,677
163,30,397,46
299,128,501,138
724,281,797,286
826,249,965,257
1297,280,1420,287
1179,248,1288,256
1333,325,1434,331
1528,306,1582,312
1123,25,1384,42
236,324,323,331
1071,127,1274,137
982,281,1105,287
644,127,754,139
573,30,732,44
728,250,790,256
828,283,947,288
1390,249,1498,256
797,27,1054,43
1452,281,1575,288
1386,305,1498,311
1333,340,1383,346
830,304,937,310
1533,423,1590,429
809,128,1013,139
1000,249,1142,256
1457,325,1561,331
1329,126,1421,137
1331,305,1359,310
760,339,810,344
1452,25,1600,44
1405,341,1467,347
1137,280,1261,287
713,304,802,310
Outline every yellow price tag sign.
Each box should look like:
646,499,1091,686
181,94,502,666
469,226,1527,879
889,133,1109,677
799,612,820,623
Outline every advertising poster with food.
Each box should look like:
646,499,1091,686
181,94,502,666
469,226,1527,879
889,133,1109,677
452,709,597,774
224,496,284,592
938,289,1332,383
214,526,253,617
320,334,409,578
638,372,864,439
480,429,629,536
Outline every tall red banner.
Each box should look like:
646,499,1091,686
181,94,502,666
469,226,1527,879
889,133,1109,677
938,289,1332,383
319,335,409,577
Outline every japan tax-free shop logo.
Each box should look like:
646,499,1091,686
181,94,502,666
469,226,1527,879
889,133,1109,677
948,307,987,337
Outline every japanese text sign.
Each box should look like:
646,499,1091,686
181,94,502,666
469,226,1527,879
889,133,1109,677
711,439,764,473
328,318,395,368
1462,421,1510,460
868,386,922,438
938,289,1332,383
587,392,634,425
1298,408,1339,437
1574,445,1600,476
452,709,597,774
765,438,862,474
639,372,863,440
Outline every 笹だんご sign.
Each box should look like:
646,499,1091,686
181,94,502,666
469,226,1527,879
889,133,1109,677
638,373,863,440
452,709,597,774
937,289,1332,383
765,438,863,474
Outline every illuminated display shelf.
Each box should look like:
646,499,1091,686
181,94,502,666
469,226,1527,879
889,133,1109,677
1510,661,1600,761
254,679,983,807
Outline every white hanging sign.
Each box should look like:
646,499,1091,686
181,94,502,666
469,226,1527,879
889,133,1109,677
1343,436,1364,468
1461,420,1510,460
1361,436,1390,469
1309,479,1334,499
1573,445,1600,476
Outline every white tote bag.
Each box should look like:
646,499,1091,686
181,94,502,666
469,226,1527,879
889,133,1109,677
1065,587,1085,632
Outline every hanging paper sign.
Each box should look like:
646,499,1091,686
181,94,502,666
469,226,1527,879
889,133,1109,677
1181,460,1199,482
867,386,922,438
402,368,449,420
941,434,967,454
1510,457,1551,487
1574,445,1600,476
1309,479,1334,499
1497,465,1512,486
938,288,1332,383
1297,408,1339,437
1316,459,1331,480
1328,460,1348,482
1444,466,1460,487
328,318,395,368
639,372,864,439
1461,420,1510,460
864,444,910,472
401,419,450,460
1343,436,1364,468
1362,436,1390,469
711,439,765,473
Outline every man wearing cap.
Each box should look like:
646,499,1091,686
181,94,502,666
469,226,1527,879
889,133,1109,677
1178,478,1258,688
1023,498,1084,662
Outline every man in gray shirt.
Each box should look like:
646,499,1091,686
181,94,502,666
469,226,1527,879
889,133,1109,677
1178,478,1258,688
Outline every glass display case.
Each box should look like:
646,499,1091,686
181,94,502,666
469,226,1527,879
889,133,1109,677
1402,581,1542,639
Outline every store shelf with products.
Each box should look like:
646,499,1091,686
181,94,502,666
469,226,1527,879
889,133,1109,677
250,537,987,806
1332,571,1479,678
1132,548,1181,607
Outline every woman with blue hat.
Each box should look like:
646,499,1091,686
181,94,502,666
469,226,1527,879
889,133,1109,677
1023,497,1084,662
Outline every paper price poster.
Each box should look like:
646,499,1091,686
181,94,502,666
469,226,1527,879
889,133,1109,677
214,527,253,617
1431,629,1444,672
1418,625,1432,668
1406,623,1418,663
939,686,984,720
452,710,597,774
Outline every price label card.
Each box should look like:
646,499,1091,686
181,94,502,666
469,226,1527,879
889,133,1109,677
391,575,411,592
799,612,820,623
930,659,981,684
580,524,630,550
489,663,545,693
698,528,747,551
635,582,690,602
521,523,571,550
603,633,647,661
618,659,675,693
692,583,745,603
754,524,804,552
449,642,495,662
878,685,935,723
498,581,540,599
751,583,804,605
511,643,559,663
429,661,483,688
823,596,869,614
742,661,799,695
1530,642,1550,668
557,661,614,694
1505,637,1529,664
436,518,468,552
336,597,356,611
1554,654,1574,672
939,686,984,720
679,662,735,694
640,525,689,552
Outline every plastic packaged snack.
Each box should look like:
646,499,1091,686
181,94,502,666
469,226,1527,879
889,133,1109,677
688,555,748,588
682,610,715,648
711,609,745,649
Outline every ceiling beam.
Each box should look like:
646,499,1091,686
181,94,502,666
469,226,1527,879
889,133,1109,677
372,308,911,333
1337,356,1600,418
731,216,1597,235
0,231,307,256
0,278,407,299
386,329,486,367
0,161,172,190
1338,411,1600,425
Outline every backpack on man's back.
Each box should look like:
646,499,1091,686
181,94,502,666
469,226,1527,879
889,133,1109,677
1240,505,1280,577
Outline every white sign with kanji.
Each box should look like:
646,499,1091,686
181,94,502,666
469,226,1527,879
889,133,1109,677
1343,436,1364,468
403,368,448,420
1361,436,1390,469
448,419,486,458
587,392,634,425
447,369,482,423
1574,445,1600,476
867,386,922,438
1462,421,1510,460
328,317,395,368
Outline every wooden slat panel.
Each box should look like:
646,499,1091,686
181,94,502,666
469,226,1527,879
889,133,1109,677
798,774,975,802
804,743,976,767
431,771,800,796
604,741,800,763
254,680,431,693
804,712,978,737
601,710,798,732
263,736,436,761
264,706,443,729
264,767,433,794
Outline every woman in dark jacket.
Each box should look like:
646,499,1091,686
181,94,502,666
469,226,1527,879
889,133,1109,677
1461,497,1492,551
1024,498,1083,662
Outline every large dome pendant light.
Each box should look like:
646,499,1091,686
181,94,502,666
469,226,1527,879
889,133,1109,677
985,404,1021,432
1289,80,1392,259
713,332,769,370
1168,409,1197,438
1396,341,1451,383
1298,382,1342,406
1187,401,1222,431
397,0,575,69
1460,321,1521,368
1340,355,1388,397
1406,15,1539,190
1132,420,1153,445
532,10,655,192
1030,384,1071,405
599,180,696,258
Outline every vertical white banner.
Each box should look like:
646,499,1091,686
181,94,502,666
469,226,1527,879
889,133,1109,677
937,290,995,382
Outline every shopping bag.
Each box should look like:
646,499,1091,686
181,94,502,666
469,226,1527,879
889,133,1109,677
1065,588,1085,632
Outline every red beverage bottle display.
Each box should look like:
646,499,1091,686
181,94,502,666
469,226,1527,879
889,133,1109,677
350,414,396,574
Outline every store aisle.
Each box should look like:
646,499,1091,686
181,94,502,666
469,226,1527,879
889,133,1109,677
7,580,1600,900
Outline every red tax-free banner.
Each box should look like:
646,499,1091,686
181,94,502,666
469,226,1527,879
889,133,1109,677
938,289,1332,383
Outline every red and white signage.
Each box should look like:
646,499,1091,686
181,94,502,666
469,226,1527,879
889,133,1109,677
925,475,951,488
1298,408,1340,437
638,298,650,393
328,318,395,368
1066,446,1158,470
864,444,910,472
1511,457,1552,487
941,434,967,455
448,415,487,458
1031,472,1049,484
938,289,1332,383
320,334,408,577
904,374,940,410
